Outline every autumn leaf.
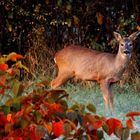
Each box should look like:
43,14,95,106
5,122,13,133
52,120,64,137
0,64,8,71
6,68,20,76
43,122,52,134
36,80,49,88
15,61,29,72
126,118,134,129
0,75,6,87
0,112,8,126
126,112,140,120
96,12,104,25
84,115,104,130
136,26,140,31
131,132,140,140
7,114,12,122
106,118,122,135
43,101,64,116
73,15,79,25
7,52,24,62
86,103,96,113
0,87,5,95
14,108,24,118
3,137,23,140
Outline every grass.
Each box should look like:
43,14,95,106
61,82,140,118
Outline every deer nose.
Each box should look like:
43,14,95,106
123,50,130,54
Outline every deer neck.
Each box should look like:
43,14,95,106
115,50,130,73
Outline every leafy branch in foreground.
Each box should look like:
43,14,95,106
0,53,140,139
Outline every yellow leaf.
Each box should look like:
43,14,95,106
8,25,12,32
96,12,104,25
73,15,79,25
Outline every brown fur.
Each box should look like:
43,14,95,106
51,31,140,111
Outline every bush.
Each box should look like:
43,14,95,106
0,53,140,140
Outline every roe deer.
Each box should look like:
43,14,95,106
51,31,140,111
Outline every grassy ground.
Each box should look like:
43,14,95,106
64,82,140,117
62,82,140,139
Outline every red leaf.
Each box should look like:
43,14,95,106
30,131,40,140
106,118,122,135
126,118,134,129
43,101,64,116
0,75,6,87
0,87,5,95
3,137,23,140
126,112,140,120
29,124,42,140
0,112,8,126
0,64,8,71
52,120,64,137
93,120,104,129
15,108,24,118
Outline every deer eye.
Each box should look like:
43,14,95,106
129,43,132,46
121,43,124,46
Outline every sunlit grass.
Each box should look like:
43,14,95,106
63,82,140,118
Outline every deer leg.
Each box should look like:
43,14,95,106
100,80,114,112
51,71,74,89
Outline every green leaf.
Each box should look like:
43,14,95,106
34,111,42,124
12,79,21,97
2,105,10,115
15,61,29,72
58,100,68,110
102,124,109,134
97,130,104,140
57,0,62,6
20,119,29,129
86,103,96,113
12,99,21,112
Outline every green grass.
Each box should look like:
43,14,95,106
63,82,140,119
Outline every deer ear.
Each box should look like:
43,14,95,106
129,31,140,41
113,32,122,42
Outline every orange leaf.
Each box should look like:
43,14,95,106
96,12,104,25
6,68,17,76
43,122,52,134
7,114,12,122
126,112,140,117
52,120,64,137
126,118,134,129
0,64,8,71
0,75,6,87
106,118,122,135
84,115,104,130
8,53,24,62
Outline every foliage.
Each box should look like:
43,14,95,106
0,0,139,53
0,0,140,84
0,53,140,139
